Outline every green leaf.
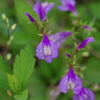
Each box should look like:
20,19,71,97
6,73,20,93
13,42,36,92
84,57,100,82
89,1,100,19
0,88,11,100
28,97,47,100
14,0,39,41
14,89,28,100
12,31,35,45
0,55,12,89
39,53,64,84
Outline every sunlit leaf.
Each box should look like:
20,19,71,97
6,73,20,93
14,89,28,100
13,42,36,91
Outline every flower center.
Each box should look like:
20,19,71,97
44,45,51,56
84,94,88,98
42,2,49,8
68,79,75,89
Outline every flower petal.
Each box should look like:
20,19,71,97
42,2,54,14
49,31,72,41
85,88,94,100
66,3,78,16
73,75,82,94
83,26,91,31
68,68,76,81
25,12,35,22
56,38,66,48
77,37,94,50
73,94,81,100
36,42,45,59
57,6,69,11
43,34,50,45
33,0,46,21
65,53,71,58
60,0,76,6
58,0,77,16
49,31,72,48
50,41,58,58
45,56,52,63
60,75,69,93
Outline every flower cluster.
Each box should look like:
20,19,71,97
25,0,54,22
25,0,73,63
60,67,94,100
25,0,95,99
58,0,78,16
60,37,95,100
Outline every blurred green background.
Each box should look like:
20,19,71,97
0,0,100,100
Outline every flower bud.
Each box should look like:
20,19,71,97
6,23,9,28
93,83,99,91
82,51,89,57
7,90,12,97
6,18,9,24
7,40,11,45
10,35,14,40
6,53,12,60
2,14,7,20
11,24,16,31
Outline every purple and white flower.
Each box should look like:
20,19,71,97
60,67,82,94
58,0,78,16
36,34,58,63
83,26,91,31
25,0,54,22
33,0,54,21
73,87,94,100
49,31,72,48
77,37,94,50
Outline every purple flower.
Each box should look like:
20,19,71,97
58,0,78,16
33,0,54,21
73,87,94,100
65,53,71,58
49,31,72,48
36,34,58,63
25,13,36,23
83,26,91,31
77,37,94,50
60,67,82,94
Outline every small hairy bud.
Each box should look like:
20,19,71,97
6,18,9,24
7,90,12,97
82,51,89,57
2,13,6,20
7,40,11,45
6,53,12,60
10,35,14,40
11,24,16,31
6,23,9,28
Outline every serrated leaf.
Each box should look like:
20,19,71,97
13,42,36,92
14,89,28,100
6,73,20,93
0,55,12,89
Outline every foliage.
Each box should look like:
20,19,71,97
0,0,100,100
